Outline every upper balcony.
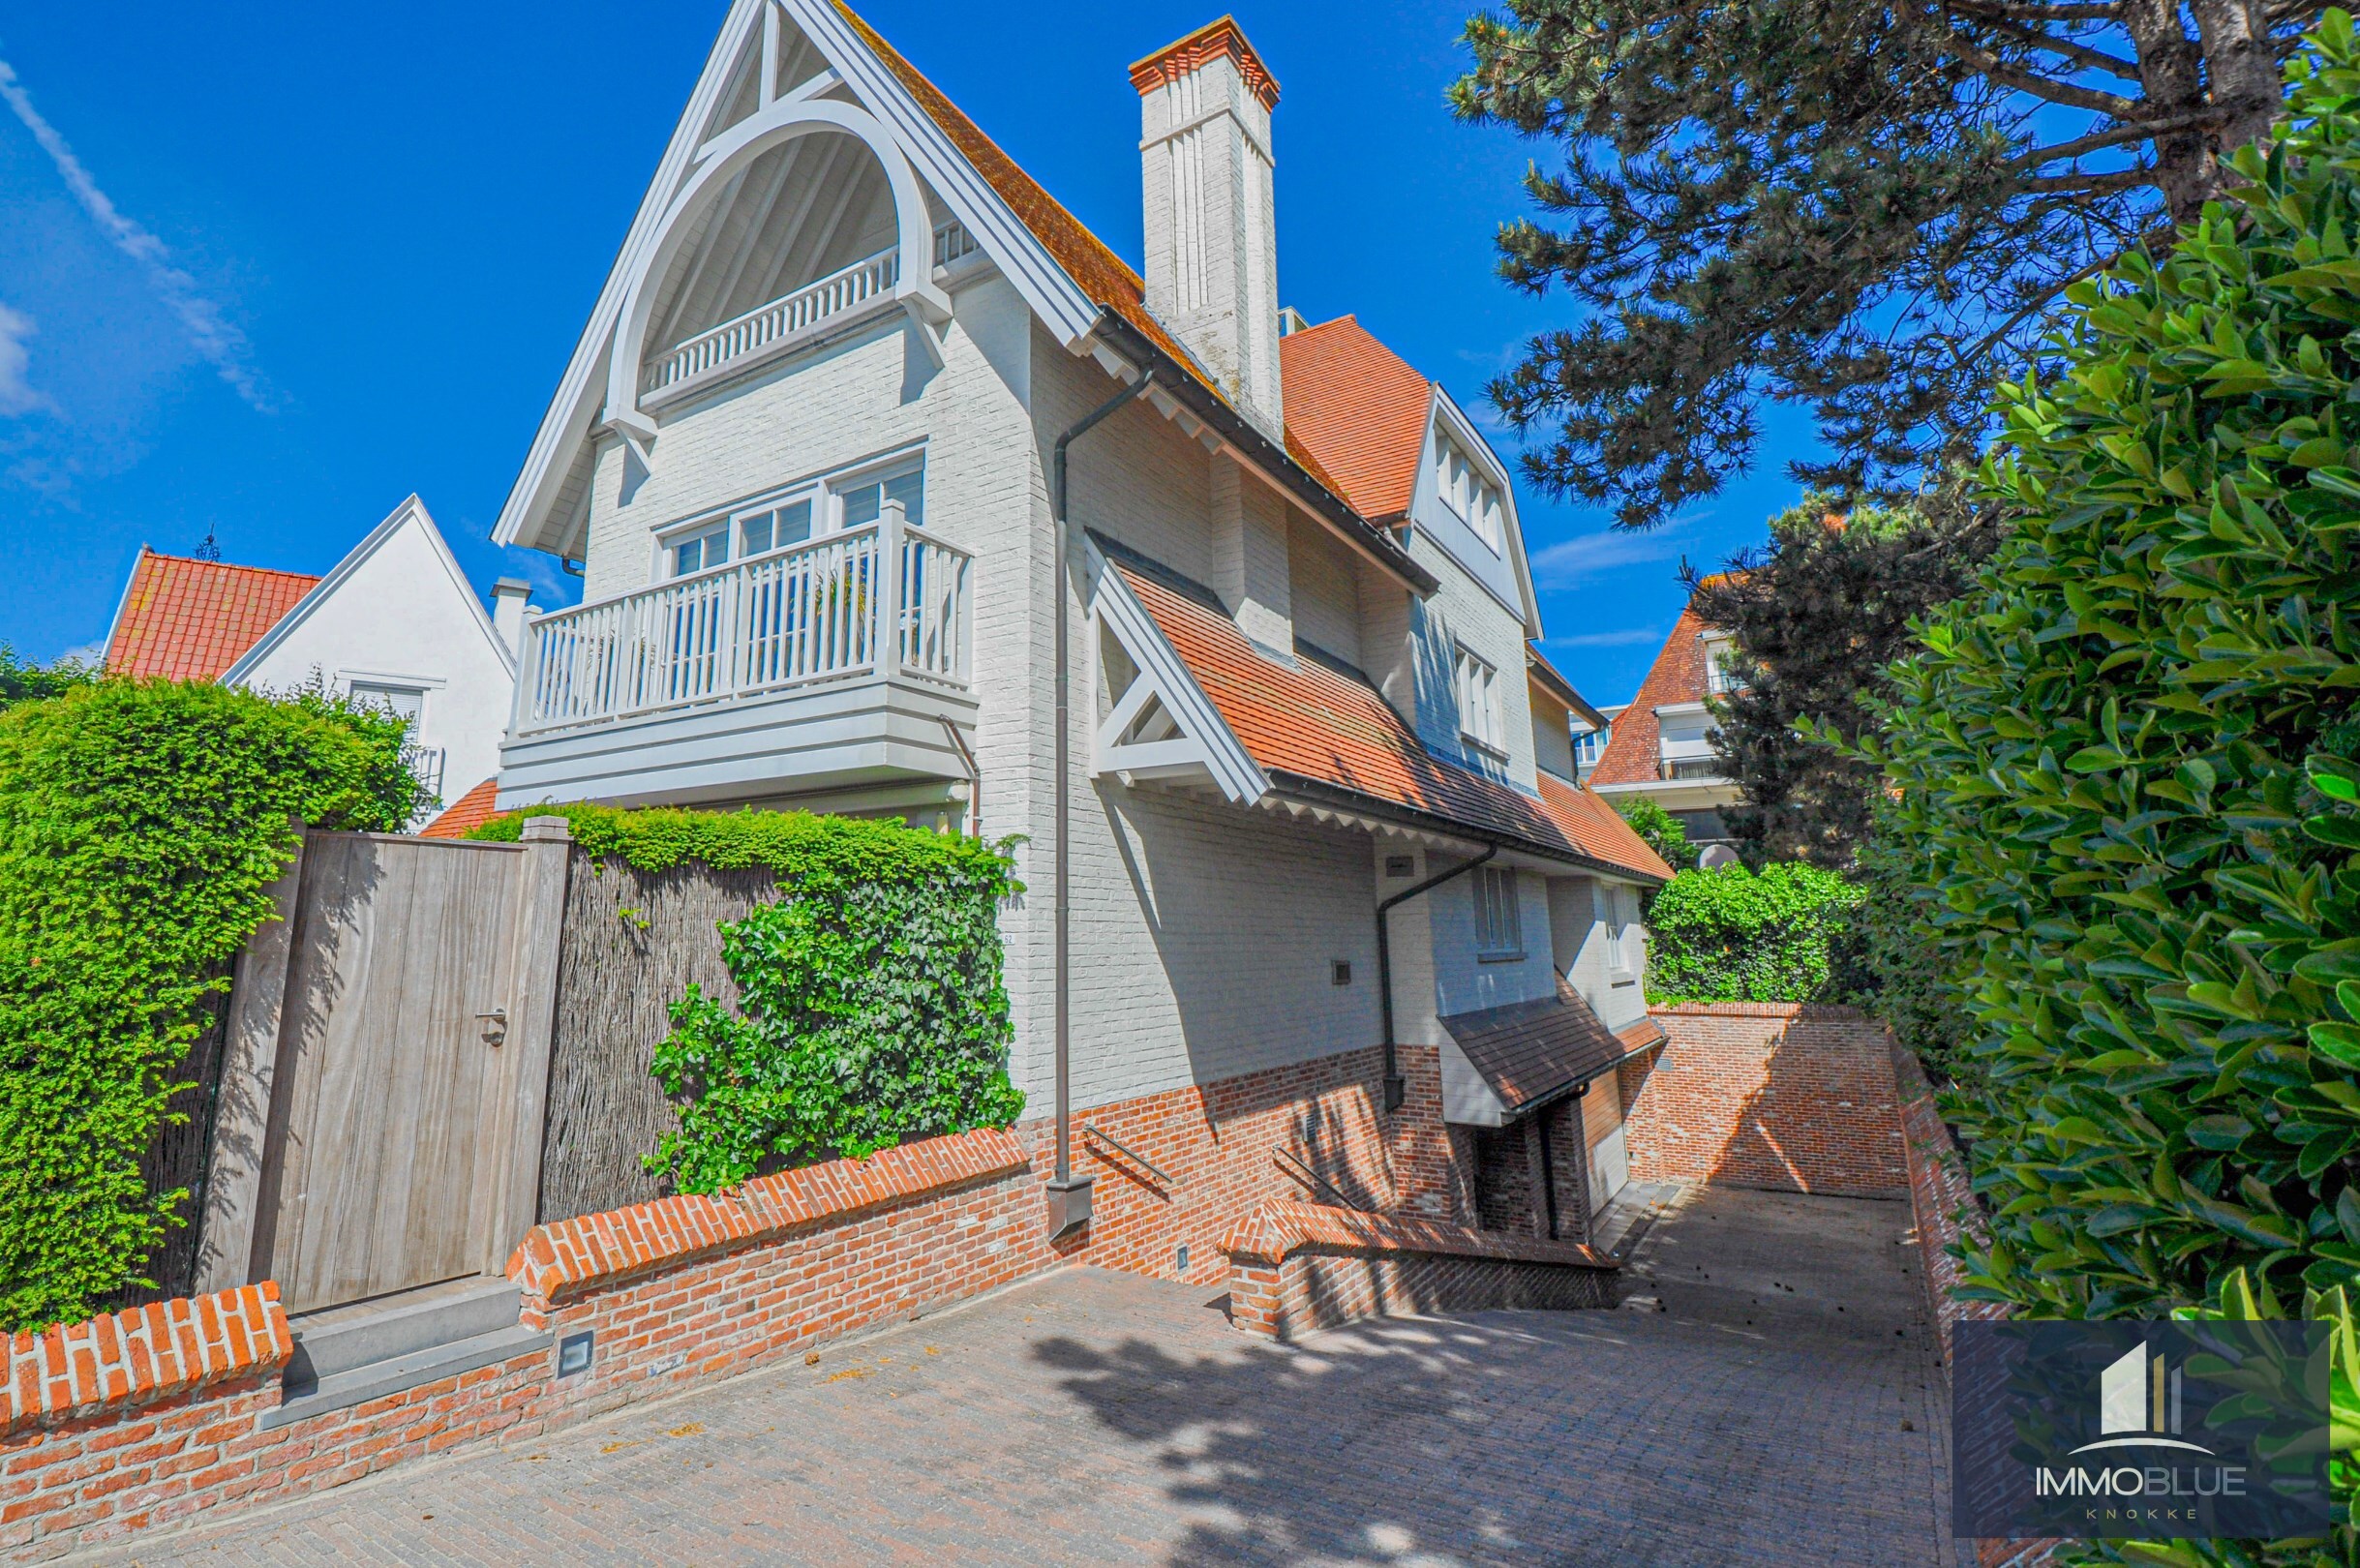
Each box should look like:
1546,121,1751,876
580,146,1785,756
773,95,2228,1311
637,221,979,413
499,501,979,811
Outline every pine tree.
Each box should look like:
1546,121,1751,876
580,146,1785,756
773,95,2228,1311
1685,486,2001,865
1451,0,2322,527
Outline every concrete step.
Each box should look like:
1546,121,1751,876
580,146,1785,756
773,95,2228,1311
265,1277,549,1431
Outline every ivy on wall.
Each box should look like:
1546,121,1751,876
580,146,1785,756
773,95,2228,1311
1643,860,1863,1005
470,803,1024,1193
0,680,428,1333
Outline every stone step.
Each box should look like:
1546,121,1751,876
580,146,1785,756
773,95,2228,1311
264,1277,549,1431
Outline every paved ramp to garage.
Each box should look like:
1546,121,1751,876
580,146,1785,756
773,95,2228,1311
86,1188,1952,1567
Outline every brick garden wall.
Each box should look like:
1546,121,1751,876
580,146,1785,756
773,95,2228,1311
1622,1003,1908,1198
1,1131,1052,1563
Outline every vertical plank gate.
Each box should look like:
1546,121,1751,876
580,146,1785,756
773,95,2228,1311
194,817,570,1314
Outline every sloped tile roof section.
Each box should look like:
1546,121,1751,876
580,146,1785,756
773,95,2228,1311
1277,316,1433,520
1590,602,1711,786
419,778,500,840
1109,551,1670,883
105,549,322,681
1441,986,1648,1115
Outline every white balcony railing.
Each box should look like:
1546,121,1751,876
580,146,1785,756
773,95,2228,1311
643,221,975,397
514,500,971,737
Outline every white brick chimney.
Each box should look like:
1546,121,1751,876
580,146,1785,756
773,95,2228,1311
1132,19,1284,442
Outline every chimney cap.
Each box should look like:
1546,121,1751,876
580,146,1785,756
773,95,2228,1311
1129,16,1279,109
492,577,532,597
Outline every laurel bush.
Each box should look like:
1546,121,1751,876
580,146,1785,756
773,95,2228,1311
1643,860,1863,1004
0,680,428,1332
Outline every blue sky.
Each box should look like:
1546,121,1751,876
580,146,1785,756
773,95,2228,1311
0,1,1823,705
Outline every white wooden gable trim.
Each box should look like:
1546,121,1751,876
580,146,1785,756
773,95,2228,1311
1429,385,1543,637
220,496,516,688
494,0,1103,554
1087,540,1267,805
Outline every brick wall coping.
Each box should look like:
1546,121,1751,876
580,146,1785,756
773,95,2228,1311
1218,1198,1616,1271
506,1127,1031,1302
5,1282,290,1434
1649,1001,1806,1019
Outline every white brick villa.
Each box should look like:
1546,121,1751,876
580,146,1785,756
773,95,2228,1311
490,0,1672,1258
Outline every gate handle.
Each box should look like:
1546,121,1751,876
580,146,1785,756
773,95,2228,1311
476,1008,508,1046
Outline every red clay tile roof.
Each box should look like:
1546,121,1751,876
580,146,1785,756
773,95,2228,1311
1277,317,1433,520
1590,603,1713,786
1439,987,1638,1114
104,549,321,681
1113,557,1669,883
419,778,500,840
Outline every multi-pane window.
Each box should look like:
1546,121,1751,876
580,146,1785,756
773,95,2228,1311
835,465,924,528
737,498,812,557
1573,722,1611,772
1474,865,1522,957
1435,432,1504,553
670,522,730,578
1703,633,1741,697
1454,644,1504,756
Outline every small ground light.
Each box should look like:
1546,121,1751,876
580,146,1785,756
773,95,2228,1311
1331,960,1351,985
1176,1245,1190,1273
557,1331,594,1377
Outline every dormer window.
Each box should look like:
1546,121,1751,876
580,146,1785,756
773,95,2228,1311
1703,632,1741,697
1573,721,1612,774
1454,643,1505,758
1435,431,1504,554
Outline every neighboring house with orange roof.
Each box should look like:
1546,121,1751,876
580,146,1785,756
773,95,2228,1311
486,3,1667,1241
104,496,530,821
1585,599,1744,862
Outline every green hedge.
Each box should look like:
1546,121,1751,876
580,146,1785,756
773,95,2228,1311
1854,18,2360,1336
471,803,1023,1192
1643,860,1863,1005
0,680,428,1332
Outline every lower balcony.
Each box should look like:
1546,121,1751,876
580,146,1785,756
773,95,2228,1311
499,505,978,811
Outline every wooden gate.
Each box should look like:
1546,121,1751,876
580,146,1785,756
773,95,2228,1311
192,818,571,1313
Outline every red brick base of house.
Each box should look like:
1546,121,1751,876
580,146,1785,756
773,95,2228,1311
1622,1003,1909,1197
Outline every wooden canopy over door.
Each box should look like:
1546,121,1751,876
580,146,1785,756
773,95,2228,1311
196,819,571,1315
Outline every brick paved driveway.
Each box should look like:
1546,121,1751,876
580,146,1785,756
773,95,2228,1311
89,1187,1951,1566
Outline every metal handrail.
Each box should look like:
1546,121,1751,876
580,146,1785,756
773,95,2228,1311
1270,1146,1365,1212
1083,1125,1174,1188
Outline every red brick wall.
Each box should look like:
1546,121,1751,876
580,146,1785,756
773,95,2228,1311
1220,1198,1617,1341
1019,1041,1472,1289
1,1131,1051,1563
1621,1003,1907,1197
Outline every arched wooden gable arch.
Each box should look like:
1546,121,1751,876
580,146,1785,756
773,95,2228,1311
602,96,952,443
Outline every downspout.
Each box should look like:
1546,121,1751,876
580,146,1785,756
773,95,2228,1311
1376,843,1497,1113
1044,367,1159,1237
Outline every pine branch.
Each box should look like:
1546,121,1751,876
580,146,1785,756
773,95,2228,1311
1946,0,2125,19
1942,32,2145,116
1957,9,2143,78
2022,108,2234,167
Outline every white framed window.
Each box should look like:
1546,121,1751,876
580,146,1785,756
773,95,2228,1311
1434,431,1505,553
1605,884,1638,979
736,497,813,558
833,463,924,529
1703,632,1741,697
1474,865,1523,958
1454,644,1504,757
1573,721,1611,772
666,520,730,578
347,680,425,727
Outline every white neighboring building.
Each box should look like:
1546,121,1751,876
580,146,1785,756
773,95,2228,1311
486,4,1674,1249
103,495,527,817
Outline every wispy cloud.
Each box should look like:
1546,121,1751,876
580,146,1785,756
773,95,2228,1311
1528,519,1705,588
1544,625,1666,649
0,303,47,416
0,52,272,410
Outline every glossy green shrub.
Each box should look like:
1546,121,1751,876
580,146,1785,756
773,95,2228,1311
1644,860,1863,1004
0,680,428,1332
1615,797,1692,871
472,803,1023,1192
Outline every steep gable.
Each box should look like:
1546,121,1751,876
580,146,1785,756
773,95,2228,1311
1278,316,1432,521
1590,603,1711,787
